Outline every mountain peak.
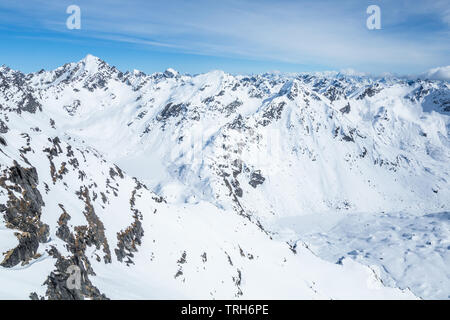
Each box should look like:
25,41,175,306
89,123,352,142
78,54,108,72
82,54,102,63
163,68,179,78
0,64,14,74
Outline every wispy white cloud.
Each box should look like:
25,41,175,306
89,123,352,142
417,66,450,81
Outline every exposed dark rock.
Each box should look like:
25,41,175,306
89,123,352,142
63,100,81,116
223,99,243,116
340,103,351,114
324,82,344,102
109,166,124,180
115,217,144,265
115,188,144,265
163,69,178,78
40,194,112,300
177,251,187,264
233,269,243,297
0,161,49,268
1,232,39,268
260,101,286,126
76,187,112,264
202,96,215,104
43,246,108,300
249,170,265,188
357,84,382,100
56,205,74,243
29,292,42,300
235,187,243,198
229,114,248,131
18,93,42,113
157,102,187,122
342,134,354,142
0,119,8,133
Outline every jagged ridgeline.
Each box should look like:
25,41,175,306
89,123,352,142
0,55,449,299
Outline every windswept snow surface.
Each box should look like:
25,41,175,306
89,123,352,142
0,55,449,299
278,211,450,299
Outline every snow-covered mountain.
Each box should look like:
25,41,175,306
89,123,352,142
1,55,449,299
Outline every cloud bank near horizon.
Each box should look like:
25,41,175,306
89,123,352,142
417,66,450,81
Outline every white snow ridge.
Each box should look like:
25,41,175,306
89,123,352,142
0,55,449,300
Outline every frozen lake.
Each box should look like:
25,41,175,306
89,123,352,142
277,211,450,299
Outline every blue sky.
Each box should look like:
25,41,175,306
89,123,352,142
0,0,449,75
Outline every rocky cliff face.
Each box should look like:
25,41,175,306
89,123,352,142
0,56,449,299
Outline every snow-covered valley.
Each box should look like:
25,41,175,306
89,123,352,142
0,55,449,299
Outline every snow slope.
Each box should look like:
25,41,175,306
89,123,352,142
1,55,449,299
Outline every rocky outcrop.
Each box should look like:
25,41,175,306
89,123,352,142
115,187,144,265
36,193,112,300
249,170,265,188
40,246,108,300
0,161,49,268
